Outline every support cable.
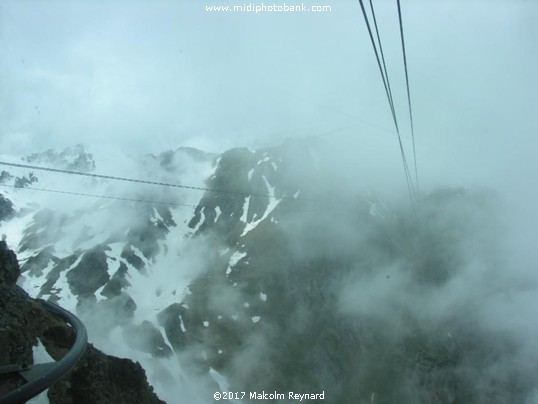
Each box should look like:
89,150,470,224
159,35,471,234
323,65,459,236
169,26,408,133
0,161,313,202
357,0,416,202
397,0,419,194
368,0,397,128
0,183,198,208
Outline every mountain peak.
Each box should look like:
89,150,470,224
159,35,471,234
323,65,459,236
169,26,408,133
24,144,96,173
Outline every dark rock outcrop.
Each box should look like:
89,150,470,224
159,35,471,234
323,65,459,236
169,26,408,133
0,195,15,223
66,247,110,297
48,344,164,404
0,241,164,403
0,240,19,285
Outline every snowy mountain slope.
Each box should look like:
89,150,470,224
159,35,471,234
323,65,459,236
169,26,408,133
1,141,536,403
0,144,225,402
0,141,332,402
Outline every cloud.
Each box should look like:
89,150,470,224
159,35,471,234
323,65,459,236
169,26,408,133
1,0,538,402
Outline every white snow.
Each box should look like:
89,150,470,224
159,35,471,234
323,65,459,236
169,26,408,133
106,242,125,261
239,196,250,223
271,162,277,171
203,321,209,327
189,207,206,234
0,149,224,404
259,292,267,302
179,315,186,332
126,255,190,324
0,210,35,259
49,253,85,312
209,367,231,393
251,316,261,323
130,245,151,265
257,156,271,165
240,176,281,237
244,302,250,308
27,338,55,404
105,257,121,278
95,284,107,302
32,338,54,364
18,259,55,298
226,251,247,276
247,168,254,181
214,206,222,222
151,207,164,225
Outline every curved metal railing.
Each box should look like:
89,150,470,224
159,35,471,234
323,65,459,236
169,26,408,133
0,299,88,404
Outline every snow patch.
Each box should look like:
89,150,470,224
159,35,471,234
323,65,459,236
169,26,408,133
18,259,55,298
106,242,125,260
0,210,35,259
32,338,54,364
130,245,151,265
189,207,206,234
240,176,281,237
226,251,247,275
257,156,271,165
95,284,107,302
151,207,164,226
179,315,186,332
209,367,231,393
259,292,267,302
251,316,261,323
159,325,175,353
50,253,85,311
239,196,250,223
28,338,55,404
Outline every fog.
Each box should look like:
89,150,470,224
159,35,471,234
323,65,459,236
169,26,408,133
2,0,538,403
1,0,537,226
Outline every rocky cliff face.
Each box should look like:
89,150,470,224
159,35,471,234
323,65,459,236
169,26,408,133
0,240,164,403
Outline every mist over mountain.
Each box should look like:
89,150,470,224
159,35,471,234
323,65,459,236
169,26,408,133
0,140,537,403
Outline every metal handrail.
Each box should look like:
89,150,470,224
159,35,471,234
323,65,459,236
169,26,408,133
0,299,88,404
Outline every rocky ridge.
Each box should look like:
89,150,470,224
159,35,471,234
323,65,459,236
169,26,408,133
0,239,164,403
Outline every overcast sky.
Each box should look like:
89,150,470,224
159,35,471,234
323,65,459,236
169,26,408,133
0,0,537,197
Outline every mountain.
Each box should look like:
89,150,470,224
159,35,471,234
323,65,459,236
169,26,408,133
0,141,536,403
0,239,164,403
